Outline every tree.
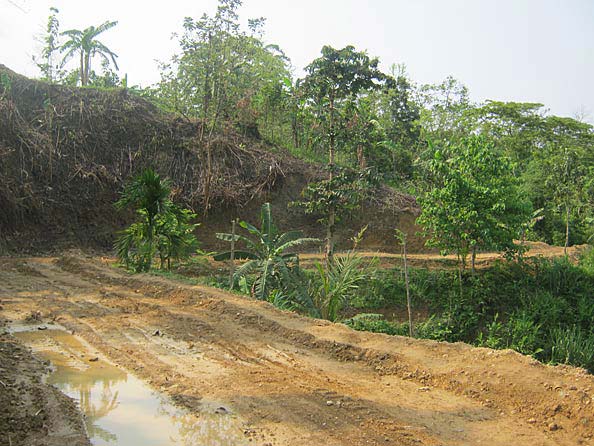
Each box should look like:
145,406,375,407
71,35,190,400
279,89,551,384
295,166,379,266
33,7,62,82
469,101,545,164
417,136,530,278
60,20,119,86
154,0,291,213
417,76,472,143
300,45,386,264
524,116,594,251
375,65,421,181
157,0,290,130
214,203,318,301
115,169,198,272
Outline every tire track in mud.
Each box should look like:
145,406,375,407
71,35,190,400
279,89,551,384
2,254,594,445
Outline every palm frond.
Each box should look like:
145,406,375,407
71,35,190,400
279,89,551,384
254,258,273,300
92,41,119,70
275,237,319,255
233,259,259,282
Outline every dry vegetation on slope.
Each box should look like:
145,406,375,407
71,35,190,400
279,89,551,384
0,65,419,253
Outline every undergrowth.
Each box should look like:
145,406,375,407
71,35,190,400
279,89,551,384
344,248,594,372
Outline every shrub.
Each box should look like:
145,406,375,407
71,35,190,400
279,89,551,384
548,326,594,372
115,169,199,272
343,313,408,336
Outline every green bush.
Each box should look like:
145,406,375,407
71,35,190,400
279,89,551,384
579,246,594,273
346,256,594,371
549,326,594,372
343,313,408,336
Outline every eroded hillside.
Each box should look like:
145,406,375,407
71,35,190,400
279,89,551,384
0,65,419,253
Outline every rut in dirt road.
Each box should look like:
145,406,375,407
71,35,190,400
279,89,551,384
1,254,593,446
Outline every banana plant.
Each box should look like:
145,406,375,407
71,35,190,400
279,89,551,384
214,203,318,301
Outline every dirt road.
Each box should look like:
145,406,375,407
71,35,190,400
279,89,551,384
300,241,584,269
1,253,593,445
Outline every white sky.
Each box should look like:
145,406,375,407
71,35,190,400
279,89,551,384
1,0,593,122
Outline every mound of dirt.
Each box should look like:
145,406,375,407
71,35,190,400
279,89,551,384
0,65,420,254
0,333,89,446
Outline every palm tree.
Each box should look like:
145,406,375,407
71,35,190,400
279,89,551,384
60,20,119,86
214,203,318,301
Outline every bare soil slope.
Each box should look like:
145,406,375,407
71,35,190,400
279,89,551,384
1,253,593,445
0,64,419,254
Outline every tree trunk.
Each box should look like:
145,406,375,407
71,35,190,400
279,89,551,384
564,203,570,256
325,94,336,268
325,208,335,269
229,219,236,289
471,245,477,274
402,234,413,337
203,140,213,215
79,51,84,86
357,144,366,170
328,95,335,167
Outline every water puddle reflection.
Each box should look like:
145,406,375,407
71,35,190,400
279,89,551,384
15,328,248,446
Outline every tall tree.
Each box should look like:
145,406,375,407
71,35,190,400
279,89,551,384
300,45,385,264
33,6,62,82
417,76,471,143
524,116,594,250
469,101,546,164
60,20,119,86
154,0,291,213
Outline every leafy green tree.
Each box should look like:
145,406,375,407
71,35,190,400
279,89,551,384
300,45,386,263
153,0,291,213
295,166,378,267
375,65,421,181
33,7,63,82
156,0,290,130
115,169,198,272
341,95,384,170
60,20,119,86
469,101,545,164
214,202,318,301
417,76,472,143
417,136,530,276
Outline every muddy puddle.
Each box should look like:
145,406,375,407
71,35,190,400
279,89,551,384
13,327,248,446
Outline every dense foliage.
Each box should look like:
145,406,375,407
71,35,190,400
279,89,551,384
115,169,199,272
37,0,593,245
417,136,531,271
344,249,594,372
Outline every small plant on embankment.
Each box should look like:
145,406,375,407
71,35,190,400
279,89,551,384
115,168,199,272
213,204,379,320
308,227,376,321
214,202,318,303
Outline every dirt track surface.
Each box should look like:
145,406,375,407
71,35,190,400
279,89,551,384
1,253,593,446
300,241,584,269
